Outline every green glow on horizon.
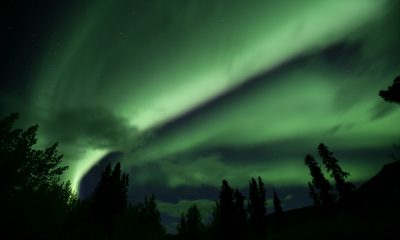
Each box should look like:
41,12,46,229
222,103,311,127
26,0,398,192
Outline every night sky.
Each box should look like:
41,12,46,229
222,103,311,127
1,0,400,231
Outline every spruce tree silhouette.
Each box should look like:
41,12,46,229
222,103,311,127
308,182,321,206
111,195,166,240
257,177,267,237
379,76,400,103
233,189,249,240
91,162,129,233
111,162,129,213
318,143,354,203
248,177,267,238
178,212,187,239
177,204,204,240
304,154,335,209
138,194,166,237
248,178,259,235
213,181,250,240
218,179,235,240
209,201,222,239
273,189,285,231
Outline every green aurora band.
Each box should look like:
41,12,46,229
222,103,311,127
27,0,400,192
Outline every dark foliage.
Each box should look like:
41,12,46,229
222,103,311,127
139,194,166,236
0,113,76,239
210,180,252,240
217,179,236,239
318,143,354,202
273,189,285,231
304,154,335,209
110,196,165,240
233,189,249,240
379,76,400,103
177,204,204,240
308,182,321,206
0,113,69,195
248,177,267,238
91,162,129,232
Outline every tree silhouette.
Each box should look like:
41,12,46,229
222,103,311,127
178,213,188,239
91,162,129,232
248,177,267,238
304,154,335,209
379,76,400,103
233,189,249,240
209,202,222,239
0,113,76,239
177,204,204,240
110,195,166,240
318,143,354,202
308,182,321,206
0,113,68,196
273,189,285,231
138,194,166,237
217,179,235,239
212,181,250,240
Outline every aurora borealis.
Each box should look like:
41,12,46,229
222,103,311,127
1,0,400,231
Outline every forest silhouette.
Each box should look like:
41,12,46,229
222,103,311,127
0,76,399,239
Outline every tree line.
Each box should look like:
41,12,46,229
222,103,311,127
0,75,398,239
176,142,355,240
177,176,287,240
0,113,166,239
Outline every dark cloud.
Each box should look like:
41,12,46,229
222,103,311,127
315,41,364,70
336,146,399,164
42,106,138,149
